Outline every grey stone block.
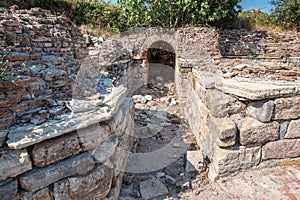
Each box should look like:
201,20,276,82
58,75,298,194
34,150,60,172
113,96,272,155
0,179,17,200
0,146,32,182
19,152,95,192
52,165,113,200
247,100,275,122
32,131,82,167
240,117,279,146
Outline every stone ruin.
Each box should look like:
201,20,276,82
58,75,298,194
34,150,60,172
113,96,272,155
0,7,300,200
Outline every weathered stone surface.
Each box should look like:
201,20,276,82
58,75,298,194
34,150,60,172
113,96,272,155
216,78,299,100
246,100,275,122
7,85,127,149
0,179,18,200
185,150,205,173
193,71,222,89
273,97,300,120
0,130,8,147
92,136,118,163
209,117,237,147
262,139,300,160
78,123,111,151
12,188,51,200
208,89,246,117
111,124,134,172
240,117,279,146
19,152,95,192
279,121,289,139
0,147,32,181
52,166,113,200
32,131,82,167
285,119,300,139
140,178,168,200
209,145,261,180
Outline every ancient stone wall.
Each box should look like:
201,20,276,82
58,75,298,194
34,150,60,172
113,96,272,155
176,63,300,180
0,8,135,200
1,6,300,199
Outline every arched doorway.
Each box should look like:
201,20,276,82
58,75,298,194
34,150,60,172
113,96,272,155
147,41,176,84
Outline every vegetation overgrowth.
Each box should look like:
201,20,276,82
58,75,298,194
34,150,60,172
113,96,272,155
0,0,299,33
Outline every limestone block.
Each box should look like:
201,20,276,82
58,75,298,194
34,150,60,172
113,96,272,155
12,188,51,200
140,178,168,200
0,179,18,200
19,152,95,192
77,123,112,151
216,78,298,100
209,117,237,147
246,100,275,122
240,117,279,146
92,136,118,163
262,139,300,160
185,150,206,173
208,89,246,117
209,145,261,179
273,97,300,120
52,166,113,200
32,132,82,167
0,147,32,182
285,119,300,139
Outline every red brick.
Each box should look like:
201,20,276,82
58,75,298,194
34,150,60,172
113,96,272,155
27,81,45,93
0,114,15,129
5,88,27,96
262,139,300,160
26,99,44,110
0,77,38,89
12,103,27,115
0,98,21,108
0,108,12,118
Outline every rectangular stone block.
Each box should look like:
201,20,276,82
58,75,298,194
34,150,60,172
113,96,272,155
12,188,51,200
240,117,279,146
0,147,32,182
273,97,300,120
208,89,246,118
209,117,237,148
0,179,18,200
52,166,113,200
19,152,95,192
262,139,300,160
246,100,275,122
216,79,298,100
285,119,300,139
32,132,82,167
209,144,261,179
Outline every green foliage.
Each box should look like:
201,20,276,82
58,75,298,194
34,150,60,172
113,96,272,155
235,9,272,29
117,0,242,30
270,0,300,31
0,46,13,80
1,0,242,32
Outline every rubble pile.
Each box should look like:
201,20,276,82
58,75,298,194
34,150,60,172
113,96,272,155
120,83,208,200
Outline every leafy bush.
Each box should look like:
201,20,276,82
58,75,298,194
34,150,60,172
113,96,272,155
270,0,300,31
0,46,13,80
117,0,242,30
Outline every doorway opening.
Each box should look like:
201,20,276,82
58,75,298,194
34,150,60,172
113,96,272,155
147,41,176,84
